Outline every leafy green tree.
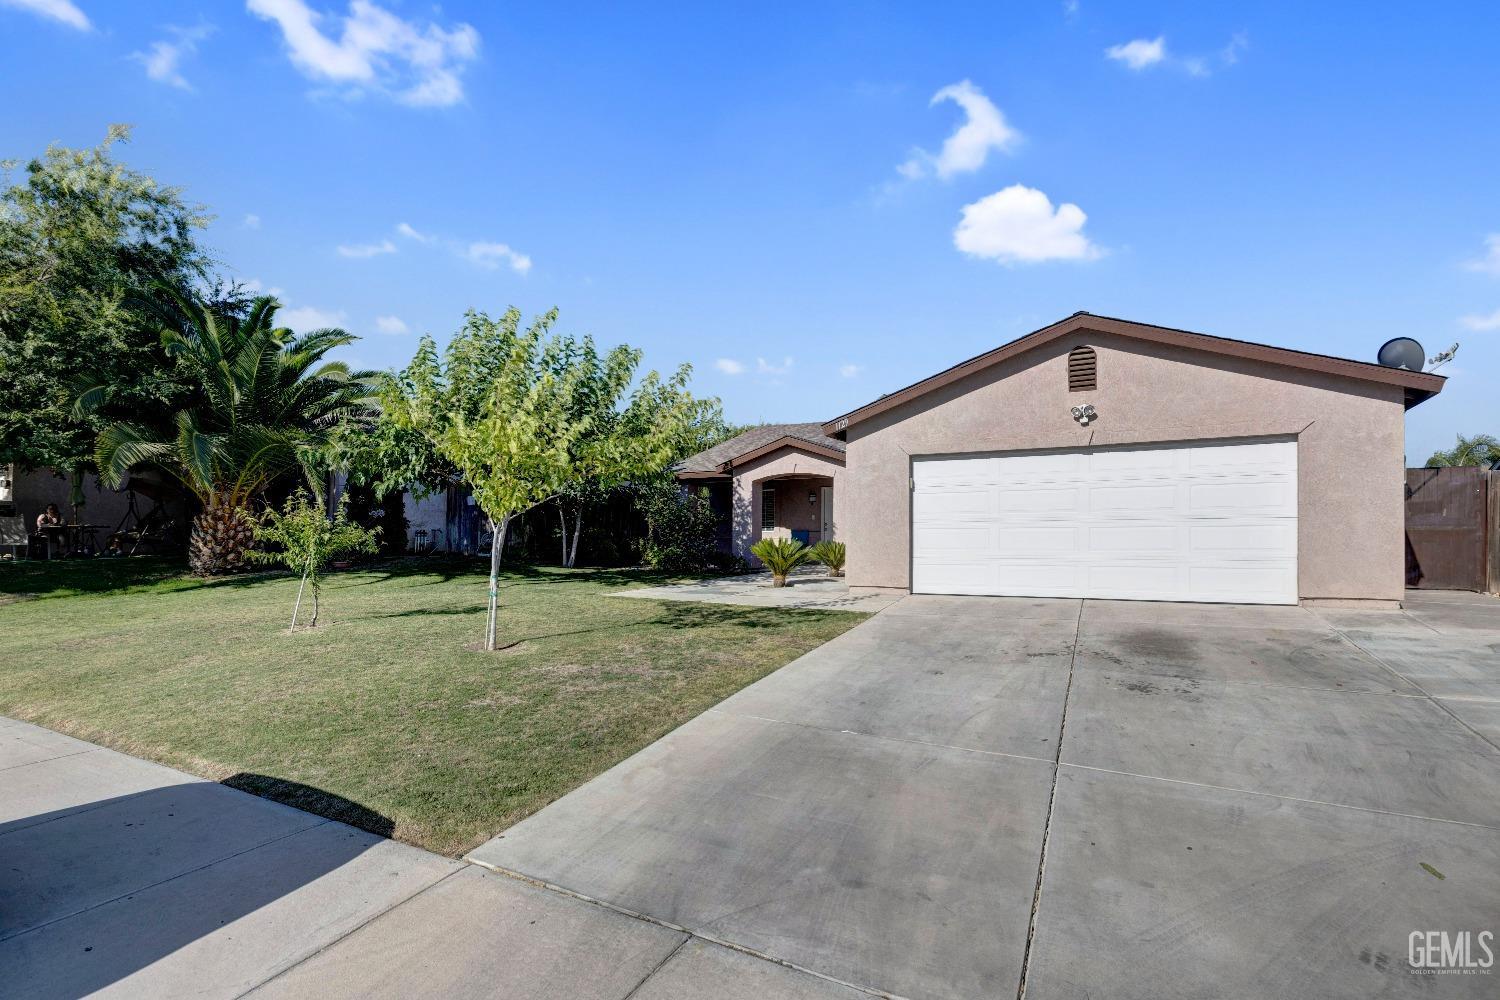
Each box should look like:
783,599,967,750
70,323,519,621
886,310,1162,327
552,337,710,568
249,490,379,631
0,125,209,479
1426,434,1500,469
384,308,587,650
91,289,378,575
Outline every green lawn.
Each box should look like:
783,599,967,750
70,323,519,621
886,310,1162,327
0,557,864,855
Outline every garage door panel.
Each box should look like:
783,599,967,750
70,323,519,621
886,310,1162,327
911,439,1297,604
996,487,1082,514
1188,481,1294,515
1187,564,1296,598
912,525,993,554
914,488,992,519
1089,484,1180,514
1187,439,1293,471
993,526,1080,555
1087,524,1181,554
1188,522,1294,557
913,456,1001,485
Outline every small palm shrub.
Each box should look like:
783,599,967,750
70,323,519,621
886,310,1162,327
750,537,811,587
809,540,846,577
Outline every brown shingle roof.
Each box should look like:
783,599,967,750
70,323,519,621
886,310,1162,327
676,422,846,475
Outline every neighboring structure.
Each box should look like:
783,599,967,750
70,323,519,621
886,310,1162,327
682,313,1446,607
676,423,844,563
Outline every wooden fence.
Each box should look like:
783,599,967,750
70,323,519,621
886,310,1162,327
1405,467,1499,593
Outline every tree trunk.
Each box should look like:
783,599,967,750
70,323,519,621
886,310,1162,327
568,514,582,569
310,581,320,627
484,515,509,651
189,498,256,576
558,507,570,567
290,561,310,631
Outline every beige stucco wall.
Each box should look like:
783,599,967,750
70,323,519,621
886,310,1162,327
842,331,1408,602
730,448,844,563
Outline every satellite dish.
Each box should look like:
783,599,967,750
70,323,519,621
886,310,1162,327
1376,337,1425,371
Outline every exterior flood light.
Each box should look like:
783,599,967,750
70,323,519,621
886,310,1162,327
1071,403,1097,426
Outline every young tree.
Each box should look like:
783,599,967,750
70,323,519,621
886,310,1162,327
249,491,379,631
384,308,587,650
0,125,208,477
552,337,709,568
90,290,378,574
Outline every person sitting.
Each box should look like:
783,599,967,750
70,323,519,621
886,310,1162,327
31,503,64,559
35,503,62,532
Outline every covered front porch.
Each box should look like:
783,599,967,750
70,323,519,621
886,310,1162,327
672,423,847,569
745,474,835,554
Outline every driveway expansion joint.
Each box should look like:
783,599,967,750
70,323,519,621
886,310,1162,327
1326,621,1500,754
0,746,100,775
1015,599,1084,1000
230,865,468,1000
465,857,905,999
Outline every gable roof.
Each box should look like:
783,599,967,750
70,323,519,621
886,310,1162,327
822,312,1446,437
676,422,846,476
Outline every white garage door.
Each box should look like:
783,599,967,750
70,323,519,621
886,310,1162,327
911,438,1297,604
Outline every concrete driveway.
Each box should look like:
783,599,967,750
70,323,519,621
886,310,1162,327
8,592,1495,998
467,590,1500,999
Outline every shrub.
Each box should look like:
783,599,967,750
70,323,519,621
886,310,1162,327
636,479,722,572
809,540,846,577
750,537,811,587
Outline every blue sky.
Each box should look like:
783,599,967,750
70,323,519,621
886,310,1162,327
3,0,1498,462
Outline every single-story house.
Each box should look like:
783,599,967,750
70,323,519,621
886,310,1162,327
677,312,1445,608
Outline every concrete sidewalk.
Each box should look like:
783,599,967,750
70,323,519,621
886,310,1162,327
0,717,873,999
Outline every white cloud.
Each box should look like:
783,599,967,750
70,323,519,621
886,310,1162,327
714,358,746,375
465,241,532,275
374,314,408,335
954,184,1103,265
838,363,862,378
899,80,1020,181
1465,234,1500,277
246,0,480,108
1106,37,1166,70
0,0,89,30
756,357,794,376
243,213,261,229
1221,32,1249,66
242,277,285,297
337,238,396,258
395,221,431,243
1062,0,1079,20
1459,308,1500,331
134,23,213,90
1107,34,1246,76
279,305,347,331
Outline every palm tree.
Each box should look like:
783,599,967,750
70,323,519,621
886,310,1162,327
91,290,377,575
1425,434,1500,469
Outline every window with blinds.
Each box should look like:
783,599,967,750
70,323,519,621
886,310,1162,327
761,489,776,530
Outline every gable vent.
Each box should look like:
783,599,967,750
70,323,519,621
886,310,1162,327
1068,346,1097,392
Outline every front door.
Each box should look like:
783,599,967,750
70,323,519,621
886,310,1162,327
820,487,834,541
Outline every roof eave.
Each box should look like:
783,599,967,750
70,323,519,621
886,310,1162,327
822,313,1448,436
718,436,846,472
